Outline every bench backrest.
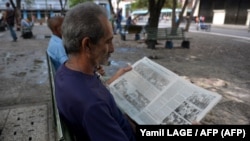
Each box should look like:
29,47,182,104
145,27,167,40
22,26,32,32
46,52,76,141
165,27,185,39
145,27,185,40
126,25,143,34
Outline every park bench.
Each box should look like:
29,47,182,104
0,20,6,32
144,27,190,49
21,26,33,39
120,25,143,41
46,52,76,141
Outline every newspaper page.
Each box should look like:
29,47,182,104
109,57,222,125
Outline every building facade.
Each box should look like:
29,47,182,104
2,0,248,26
0,0,115,23
0,0,68,23
199,0,250,25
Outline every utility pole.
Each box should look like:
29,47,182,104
45,0,48,22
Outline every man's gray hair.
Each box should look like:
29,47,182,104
62,2,108,54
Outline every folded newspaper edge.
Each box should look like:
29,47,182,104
109,56,222,125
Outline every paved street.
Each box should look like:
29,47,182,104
132,20,250,40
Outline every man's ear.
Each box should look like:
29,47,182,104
81,37,91,51
55,26,61,36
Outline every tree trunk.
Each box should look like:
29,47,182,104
15,7,21,31
16,0,21,31
59,0,68,16
107,0,115,15
10,0,21,31
175,0,189,28
185,0,199,32
171,0,177,29
146,0,166,49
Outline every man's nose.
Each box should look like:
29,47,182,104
109,43,114,53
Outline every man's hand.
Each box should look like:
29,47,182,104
96,65,105,76
106,65,132,85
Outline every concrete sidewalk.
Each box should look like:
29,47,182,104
0,25,55,141
0,24,51,41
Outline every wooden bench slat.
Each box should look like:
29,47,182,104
120,25,143,41
145,27,190,48
46,52,76,141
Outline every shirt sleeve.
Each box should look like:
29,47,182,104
53,39,68,64
57,45,68,64
84,102,133,141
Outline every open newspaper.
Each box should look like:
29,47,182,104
109,57,222,125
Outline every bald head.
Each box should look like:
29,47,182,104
47,16,64,38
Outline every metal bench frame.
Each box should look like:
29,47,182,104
46,52,75,141
120,25,143,41
145,27,190,49
21,26,33,38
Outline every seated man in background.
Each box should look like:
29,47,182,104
46,16,68,71
21,16,34,38
125,15,135,31
21,16,34,27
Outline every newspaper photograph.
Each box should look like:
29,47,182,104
109,57,222,125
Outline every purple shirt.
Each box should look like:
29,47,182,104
55,64,136,141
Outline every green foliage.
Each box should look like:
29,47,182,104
131,0,181,10
131,0,148,10
69,0,92,7
25,0,34,6
24,0,34,9
163,0,172,8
